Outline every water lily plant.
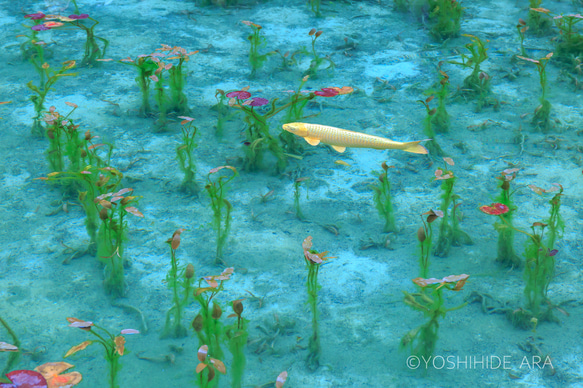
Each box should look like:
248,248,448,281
65,318,138,388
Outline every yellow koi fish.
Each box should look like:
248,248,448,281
282,122,429,154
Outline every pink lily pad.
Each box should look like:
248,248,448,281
0,370,48,388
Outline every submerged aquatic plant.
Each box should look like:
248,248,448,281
516,18,529,57
212,89,238,139
0,362,82,387
95,186,144,298
552,13,583,66
449,34,498,111
0,316,20,378
27,60,77,137
370,162,397,233
302,236,334,372
417,209,442,278
433,158,472,257
65,318,138,388
18,13,54,63
400,274,469,362
418,95,445,156
296,29,335,79
154,44,198,115
42,103,112,187
490,168,522,268
528,183,564,250
241,21,272,78
66,13,109,67
517,53,554,132
161,229,195,339
192,268,234,387
225,299,248,388
226,85,350,172
205,166,238,264
226,90,284,172
40,167,141,298
430,67,450,133
309,0,322,18
293,177,310,220
116,54,159,117
528,2,552,36
479,202,560,328
176,116,199,195
195,345,227,388
429,0,463,41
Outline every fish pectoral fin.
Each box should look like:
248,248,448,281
303,137,321,146
331,145,346,153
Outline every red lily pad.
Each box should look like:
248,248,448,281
479,203,509,216
226,90,251,99
314,88,339,97
0,370,48,388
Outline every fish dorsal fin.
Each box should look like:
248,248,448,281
331,145,346,153
304,137,320,146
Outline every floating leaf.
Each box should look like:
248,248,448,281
479,203,509,216
114,336,125,356
195,287,215,295
120,329,139,335
170,229,186,250
443,157,454,166
203,278,218,288
87,143,105,150
195,363,207,374
34,362,82,388
528,184,544,195
66,318,93,330
442,274,470,283
124,206,144,217
197,345,208,363
64,341,92,358
0,342,18,352
210,358,226,374
2,369,47,388
276,371,288,388
113,188,133,197
412,277,442,287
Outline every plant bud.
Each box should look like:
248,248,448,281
501,180,510,191
185,263,194,279
315,30,323,38
99,207,109,220
85,130,92,140
47,130,55,140
309,28,316,36
192,314,204,332
233,299,244,316
426,214,438,224
211,302,222,320
417,227,426,243
80,149,87,158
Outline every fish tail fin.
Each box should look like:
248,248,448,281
400,139,430,154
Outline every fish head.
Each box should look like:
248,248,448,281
282,122,308,137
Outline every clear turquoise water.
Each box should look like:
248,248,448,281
1,0,582,387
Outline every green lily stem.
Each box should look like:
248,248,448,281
0,315,20,376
